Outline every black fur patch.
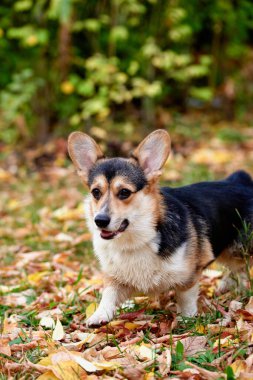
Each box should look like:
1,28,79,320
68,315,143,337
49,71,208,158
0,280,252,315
158,170,253,258
157,192,189,257
88,158,147,190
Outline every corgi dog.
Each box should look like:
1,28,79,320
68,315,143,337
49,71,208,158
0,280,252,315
68,129,253,327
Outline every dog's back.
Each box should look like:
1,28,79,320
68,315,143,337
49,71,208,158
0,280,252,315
161,170,253,259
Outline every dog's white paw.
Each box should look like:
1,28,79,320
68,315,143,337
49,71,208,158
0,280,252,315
177,305,198,318
86,310,114,328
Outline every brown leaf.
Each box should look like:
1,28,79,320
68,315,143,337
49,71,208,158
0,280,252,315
157,349,172,376
0,338,11,356
180,336,207,356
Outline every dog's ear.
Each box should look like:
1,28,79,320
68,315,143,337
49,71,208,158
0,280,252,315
133,130,170,179
68,132,104,183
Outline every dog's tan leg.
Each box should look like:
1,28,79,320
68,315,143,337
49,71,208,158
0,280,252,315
86,284,132,327
176,282,199,317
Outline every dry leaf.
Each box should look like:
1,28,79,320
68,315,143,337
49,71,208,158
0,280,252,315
124,322,140,330
51,360,86,380
85,303,97,319
0,338,11,356
180,336,207,356
40,316,56,329
93,361,121,370
230,359,247,377
68,352,98,372
52,318,65,341
37,371,59,380
157,349,171,376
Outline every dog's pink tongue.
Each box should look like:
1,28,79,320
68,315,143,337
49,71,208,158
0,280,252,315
101,230,115,239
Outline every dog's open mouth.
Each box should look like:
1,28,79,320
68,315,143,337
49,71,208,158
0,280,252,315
100,219,129,240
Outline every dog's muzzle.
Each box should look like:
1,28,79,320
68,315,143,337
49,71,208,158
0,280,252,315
100,219,129,240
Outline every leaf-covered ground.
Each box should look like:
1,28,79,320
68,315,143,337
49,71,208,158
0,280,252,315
1,123,253,379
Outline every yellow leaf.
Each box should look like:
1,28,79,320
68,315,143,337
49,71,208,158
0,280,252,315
195,323,206,334
213,336,239,348
51,360,86,380
109,320,124,327
37,371,58,380
144,372,155,380
124,322,139,330
28,271,50,285
52,318,65,341
230,359,247,377
85,303,97,319
93,361,120,370
38,356,53,367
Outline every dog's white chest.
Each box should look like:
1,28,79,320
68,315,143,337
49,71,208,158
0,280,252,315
93,235,188,293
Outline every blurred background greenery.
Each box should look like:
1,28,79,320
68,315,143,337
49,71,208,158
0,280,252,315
0,0,253,147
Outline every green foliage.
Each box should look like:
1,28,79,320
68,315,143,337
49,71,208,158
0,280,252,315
0,0,253,143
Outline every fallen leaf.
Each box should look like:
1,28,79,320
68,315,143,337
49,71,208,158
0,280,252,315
52,318,65,341
157,349,171,376
180,336,207,356
229,300,243,312
85,303,97,319
51,360,86,380
124,322,140,330
28,271,50,285
0,338,11,356
230,359,247,377
68,352,98,372
213,336,239,348
37,371,59,380
40,316,56,329
93,361,121,370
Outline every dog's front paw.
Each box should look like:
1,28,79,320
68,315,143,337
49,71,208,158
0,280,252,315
177,305,198,317
86,311,113,328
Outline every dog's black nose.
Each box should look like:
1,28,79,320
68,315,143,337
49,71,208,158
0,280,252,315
94,214,111,228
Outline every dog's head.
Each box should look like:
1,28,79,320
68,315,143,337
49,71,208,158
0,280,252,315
68,130,170,241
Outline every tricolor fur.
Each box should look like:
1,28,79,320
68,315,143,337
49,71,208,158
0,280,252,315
68,130,253,327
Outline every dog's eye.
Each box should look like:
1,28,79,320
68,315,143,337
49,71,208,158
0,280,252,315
91,188,101,200
118,188,132,200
